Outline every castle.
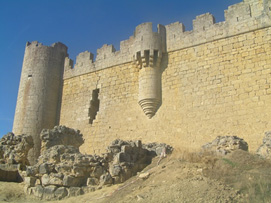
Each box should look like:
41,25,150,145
13,0,271,163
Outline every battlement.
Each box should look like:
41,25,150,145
166,0,271,51
64,22,166,79
63,0,271,79
26,41,68,51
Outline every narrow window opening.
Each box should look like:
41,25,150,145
136,51,142,68
28,74,32,79
144,50,150,67
153,50,158,67
88,89,100,124
236,17,239,22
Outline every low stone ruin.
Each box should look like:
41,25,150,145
257,131,271,159
0,133,33,182
40,126,84,154
7,126,172,200
0,132,33,165
201,136,248,155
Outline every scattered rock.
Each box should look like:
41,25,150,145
137,194,144,201
139,172,150,180
202,136,248,155
257,131,271,159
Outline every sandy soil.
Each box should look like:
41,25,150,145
2,150,271,203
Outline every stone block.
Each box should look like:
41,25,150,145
109,164,122,177
68,187,84,197
43,185,57,200
91,165,104,178
86,177,99,186
99,172,113,186
63,175,86,187
24,176,36,187
54,187,68,200
32,185,44,199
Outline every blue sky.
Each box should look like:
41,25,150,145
0,0,241,136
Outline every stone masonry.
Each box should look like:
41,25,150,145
13,0,271,158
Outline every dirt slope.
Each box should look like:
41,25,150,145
1,150,271,203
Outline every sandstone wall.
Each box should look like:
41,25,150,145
60,25,271,154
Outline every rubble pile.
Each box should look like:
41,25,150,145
0,132,33,165
202,136,248,155
20,126,172,200
0,133,33,182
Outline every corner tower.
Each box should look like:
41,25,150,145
13,41,68,164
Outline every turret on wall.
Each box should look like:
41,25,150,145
133,23,166,118
13,41,68,165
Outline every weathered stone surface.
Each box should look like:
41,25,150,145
68,187,84,197
26,165,38,176
32,185,44,199
143,142,173,156
0,133,33,165
202,136,248,155
109,164,122,177
40,126,84,154
99,172,113,186
257,132,271,159
24,176,36,187
43,185,57,200
54,187,68,200
39,163,51,174
38,145,79,164
63,175,86,187
86,177,99,186
42,173,63,186
0,164,23,182
139,172,150,179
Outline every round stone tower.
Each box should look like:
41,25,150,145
133,23,166,118
13,41,68,164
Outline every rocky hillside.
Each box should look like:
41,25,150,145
1,149,271,202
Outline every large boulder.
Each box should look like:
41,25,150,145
256,131,271,159
202,136,248,155
40,126,84,154
0,132,33,165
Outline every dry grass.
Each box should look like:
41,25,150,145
179,149,271,203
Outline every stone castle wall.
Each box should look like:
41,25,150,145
13,0,271,155
59,0,271,154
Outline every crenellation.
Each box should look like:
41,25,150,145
96,44,116,61
193,13,215,31
64,57,73,70
63,0,271,80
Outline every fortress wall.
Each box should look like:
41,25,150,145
60,63,140,154
162,26,271,152
60,25,271,153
